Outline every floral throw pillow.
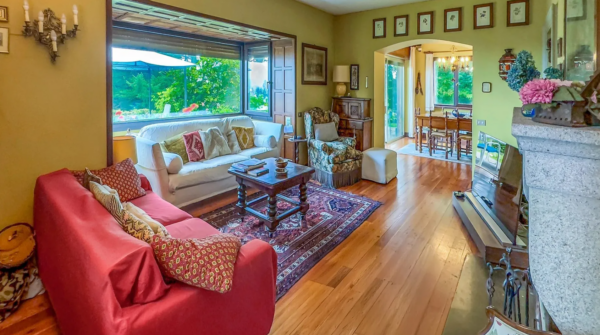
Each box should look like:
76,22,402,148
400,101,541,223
151,233,241,293
232,126,255,150
72,159,146,202
183,131,205,162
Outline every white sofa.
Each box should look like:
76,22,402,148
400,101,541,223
135,115,283,207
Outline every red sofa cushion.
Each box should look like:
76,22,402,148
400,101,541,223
72,159,146,201
130,191,192,227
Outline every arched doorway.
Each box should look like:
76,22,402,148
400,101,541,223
372,39,474,148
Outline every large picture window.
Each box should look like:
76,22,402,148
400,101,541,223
112,27,244,126
434,58,473,107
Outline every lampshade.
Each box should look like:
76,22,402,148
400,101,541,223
333,65,350,83
113,135,138,165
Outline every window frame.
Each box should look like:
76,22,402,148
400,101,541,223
433,57,473,109
243,41,272,118
111,22,248,132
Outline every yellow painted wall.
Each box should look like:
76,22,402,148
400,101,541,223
333,0,547,149
0,0,334,229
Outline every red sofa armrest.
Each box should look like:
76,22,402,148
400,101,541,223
139,174,152,192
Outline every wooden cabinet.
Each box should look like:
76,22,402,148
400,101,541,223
331,97,372,151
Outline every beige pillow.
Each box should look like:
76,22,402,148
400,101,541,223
161,132,189,164
232,126,255,150
89,182,124,226
314,122,339,142
122,211,155,244
226,130,242,154
163,152,183,174
123,202,170,237
200,127,232,159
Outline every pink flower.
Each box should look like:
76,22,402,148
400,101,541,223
519,79,557,105
115,110,123,116
190,103,199,109
118,115,124,120
182,107,193,113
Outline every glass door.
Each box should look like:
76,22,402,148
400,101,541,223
385,57,405,143
244,42,271,115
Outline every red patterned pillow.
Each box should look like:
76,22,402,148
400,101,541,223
151,234,241,293
72,158,146,202
183,131,205,162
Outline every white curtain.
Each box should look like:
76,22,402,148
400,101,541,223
425,53,435,112
407,46,416,137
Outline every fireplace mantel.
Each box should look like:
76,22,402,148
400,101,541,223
512,107,600,335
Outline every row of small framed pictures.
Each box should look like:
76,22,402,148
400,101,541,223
373,0,530,38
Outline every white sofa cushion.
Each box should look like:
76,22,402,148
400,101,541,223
226,130,242,154
163,152,183,174
223,116,255,134
168,154,247,192
199,127,231,159
239,147,270,158
254,135,277,149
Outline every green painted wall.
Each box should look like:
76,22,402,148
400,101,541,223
334,0,548,149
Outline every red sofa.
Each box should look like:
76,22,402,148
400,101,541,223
34,169,277,335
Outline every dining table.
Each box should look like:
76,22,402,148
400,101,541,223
415,113,473,155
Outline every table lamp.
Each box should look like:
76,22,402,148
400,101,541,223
113,135,138,165
333,65,350,97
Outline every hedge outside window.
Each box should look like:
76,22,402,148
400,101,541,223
112,27,242,124
434,58,473,107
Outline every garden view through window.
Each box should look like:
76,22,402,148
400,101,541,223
112,27,264,125
434,58,473,107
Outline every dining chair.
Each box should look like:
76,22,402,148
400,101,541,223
478,307,559,335
456,115,472,160
414,108,428,151
429,112,454,159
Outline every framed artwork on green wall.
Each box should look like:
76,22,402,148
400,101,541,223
507,0,529,27
394,15,408,36
474,3,494,29
417,11,434,34
444,7,463,32
373,18,386,39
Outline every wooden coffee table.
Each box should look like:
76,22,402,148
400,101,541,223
228,158,315,235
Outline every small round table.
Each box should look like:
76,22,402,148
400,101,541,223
287,137,308,164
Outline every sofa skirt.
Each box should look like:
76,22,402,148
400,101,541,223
313,168,361,189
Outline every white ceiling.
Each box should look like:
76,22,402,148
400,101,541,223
296,0,429,15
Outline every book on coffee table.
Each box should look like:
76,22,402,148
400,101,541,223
231,159,266,173
248,167,269,177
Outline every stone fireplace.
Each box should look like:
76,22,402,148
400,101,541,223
512,108,600,335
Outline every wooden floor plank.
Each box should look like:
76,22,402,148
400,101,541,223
6,138,474,335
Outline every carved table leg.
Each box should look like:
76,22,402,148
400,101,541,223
299,181,309,220
237,181,246,218
266,195,278,237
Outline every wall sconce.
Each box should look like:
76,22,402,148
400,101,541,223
21,1,79,63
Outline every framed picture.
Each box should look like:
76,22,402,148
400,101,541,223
507,0,529,27
482,82,492,93
373,18,386,39
417,11,434,34
394,15,408,36
301,43,327,85
557,37,564,57
444,8,462,32
0,27,8,54
474,3,494,29
350,64,359,90
0,6,7,22
566,0,586,20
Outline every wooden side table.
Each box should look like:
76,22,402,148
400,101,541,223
287,137,308,164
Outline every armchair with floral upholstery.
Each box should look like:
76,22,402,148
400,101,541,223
304,107,362,188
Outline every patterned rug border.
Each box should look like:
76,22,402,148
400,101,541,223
199,181,381,300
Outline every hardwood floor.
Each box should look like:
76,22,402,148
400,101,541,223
1,138,476,335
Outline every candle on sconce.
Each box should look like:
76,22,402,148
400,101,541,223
72,5,78,26
61,14,67,35
38,11,44,33
50,30,58,52
23,0,30,22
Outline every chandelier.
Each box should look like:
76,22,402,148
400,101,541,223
439,46,472,72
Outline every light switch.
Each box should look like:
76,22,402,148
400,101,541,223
477,120,486,126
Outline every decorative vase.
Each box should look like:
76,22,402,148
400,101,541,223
499,49,516,81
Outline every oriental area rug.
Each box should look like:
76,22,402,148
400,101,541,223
200,181,381,300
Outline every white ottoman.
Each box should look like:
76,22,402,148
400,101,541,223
362,148,398,184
